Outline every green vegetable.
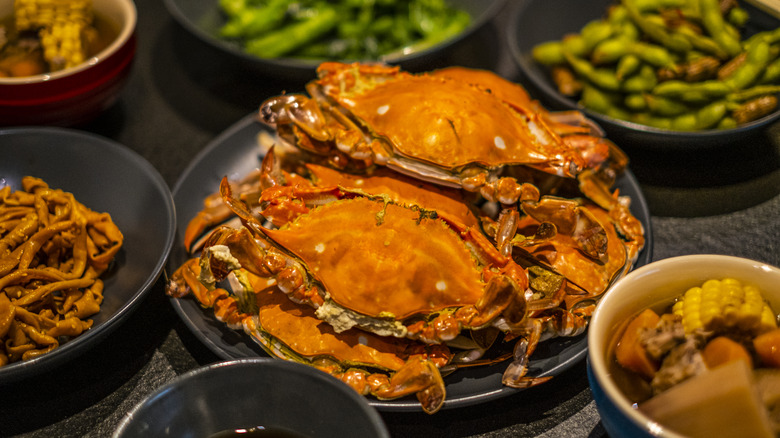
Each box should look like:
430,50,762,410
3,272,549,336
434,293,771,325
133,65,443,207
218,0,472,61
532,0,780,132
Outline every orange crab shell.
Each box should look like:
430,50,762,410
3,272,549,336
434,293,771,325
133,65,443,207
314,62,587,173
167,258,450,414
305,162,480,228
261,196,488,320
516,202,630,300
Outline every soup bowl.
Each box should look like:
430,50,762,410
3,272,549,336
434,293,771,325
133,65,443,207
0,0,137,127
113,358,391,438
587,254,780,437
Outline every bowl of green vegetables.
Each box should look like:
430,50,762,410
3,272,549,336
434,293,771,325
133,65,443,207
164,0,504,81
508,0,780,150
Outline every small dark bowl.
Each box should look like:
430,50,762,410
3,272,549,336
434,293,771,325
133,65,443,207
113,358,391,438
164,0,505,82
507,0,780,150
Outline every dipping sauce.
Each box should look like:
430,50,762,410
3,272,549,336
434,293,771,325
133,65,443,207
209,426,310,438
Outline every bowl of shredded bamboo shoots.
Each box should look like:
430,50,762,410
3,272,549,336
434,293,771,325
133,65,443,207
0,126,175,383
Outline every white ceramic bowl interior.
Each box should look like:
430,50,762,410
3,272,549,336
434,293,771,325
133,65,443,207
0,0,137,84
588,254,780,437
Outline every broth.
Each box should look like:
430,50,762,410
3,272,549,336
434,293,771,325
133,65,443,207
0,11,119,77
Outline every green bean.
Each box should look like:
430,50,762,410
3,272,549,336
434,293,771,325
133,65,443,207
244,6,338,58
220,0,291,39
220,0,471,61
700,0,742,57
219,0,249,17
392,10,470,56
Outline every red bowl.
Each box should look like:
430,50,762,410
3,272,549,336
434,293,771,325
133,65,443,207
0,0,137,127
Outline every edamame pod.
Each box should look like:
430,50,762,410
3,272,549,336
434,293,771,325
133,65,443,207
700,0,742,57
533,41,566,66
724,39,771,90
623,64,658,93
565,52,621,91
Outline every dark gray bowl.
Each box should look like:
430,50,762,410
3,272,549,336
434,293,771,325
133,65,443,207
0,127,175,383
507,0,780,150
164,0,505,81
113,358,391,438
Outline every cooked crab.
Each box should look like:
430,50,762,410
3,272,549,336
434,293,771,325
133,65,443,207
258,62,643,262
200,176,529,344
260,63,624,200
167,258,449,414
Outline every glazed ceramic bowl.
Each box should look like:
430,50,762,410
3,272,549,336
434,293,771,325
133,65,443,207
0,0,137,127
587,254,780,437
507,0,780,150
113,358,391,438
164,0,505,82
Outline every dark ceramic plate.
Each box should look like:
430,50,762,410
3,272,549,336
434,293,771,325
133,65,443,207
113,358,390,438
0,127,176,383
167,113,654,412
508,0,780,150
163,0,506,81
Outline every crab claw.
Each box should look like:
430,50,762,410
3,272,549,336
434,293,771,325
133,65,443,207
521,196,608,261
374,357,446,415
501,320,554,388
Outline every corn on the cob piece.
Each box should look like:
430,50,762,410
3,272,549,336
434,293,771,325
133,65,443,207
672,278,777,336
14,0,94,71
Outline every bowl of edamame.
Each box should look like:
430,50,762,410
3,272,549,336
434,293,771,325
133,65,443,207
164,0,505,82
508,0,780,150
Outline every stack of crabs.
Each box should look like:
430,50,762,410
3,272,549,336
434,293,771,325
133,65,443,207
166,62,646,414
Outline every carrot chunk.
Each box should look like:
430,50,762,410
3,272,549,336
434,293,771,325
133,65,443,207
702,336,753,369
615,308,661,380
754,328,780,368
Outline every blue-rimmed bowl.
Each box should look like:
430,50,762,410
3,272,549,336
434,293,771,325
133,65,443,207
587,254,780,437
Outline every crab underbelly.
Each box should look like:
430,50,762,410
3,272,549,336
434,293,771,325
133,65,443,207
518,206,627,296
263,198,485,319
252,279,408,371
341,78,553,168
